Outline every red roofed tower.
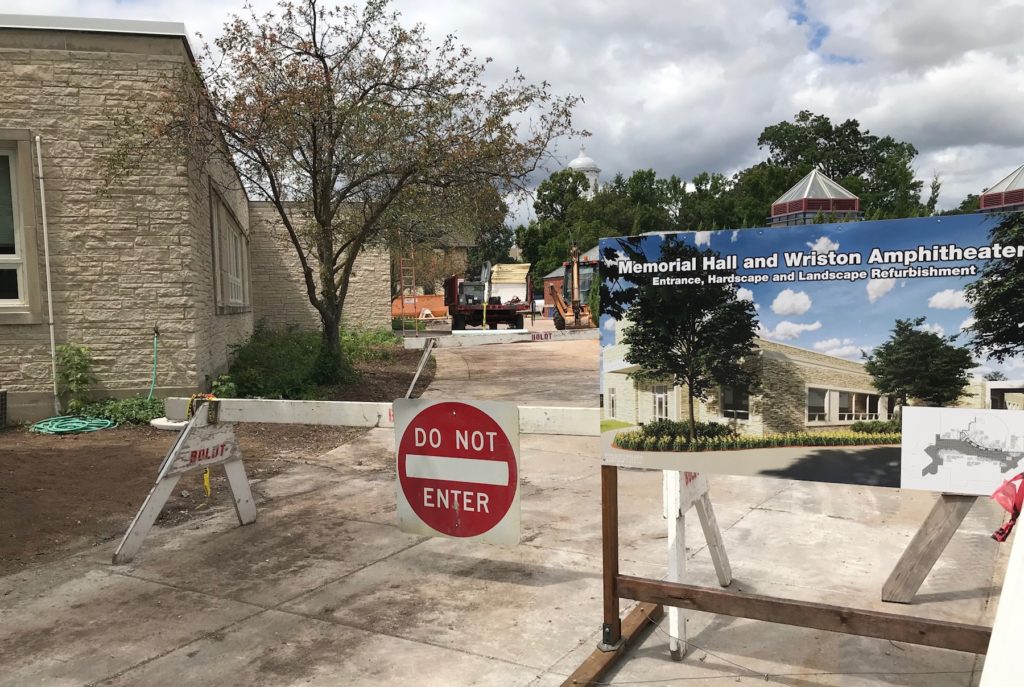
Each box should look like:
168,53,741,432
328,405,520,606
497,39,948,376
979,164,1024,212
769,169,862,226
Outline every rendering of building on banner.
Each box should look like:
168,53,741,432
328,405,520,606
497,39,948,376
0,16,390,422
599,213,1024,493
769,169,862,226
979,163,1024,212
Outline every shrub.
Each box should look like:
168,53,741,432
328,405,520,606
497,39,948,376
228,327,352,399
80,397,164,425
55,344,96,413
851,419,900,434
392,317,425,332
210,374,237,398
615,431,902,452
642,419,736,440
341,327,401,363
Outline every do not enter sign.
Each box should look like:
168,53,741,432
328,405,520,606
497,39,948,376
394,399,519,544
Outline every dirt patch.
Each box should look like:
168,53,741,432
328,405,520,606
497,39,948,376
325,349,435,402
0,423,363,576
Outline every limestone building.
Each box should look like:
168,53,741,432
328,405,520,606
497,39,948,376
0,15,389,421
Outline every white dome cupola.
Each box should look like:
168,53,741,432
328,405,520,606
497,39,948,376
567,145,601,197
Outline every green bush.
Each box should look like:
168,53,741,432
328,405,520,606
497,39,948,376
228,327,353,399
80,397,164,425
210,374,237,398
614,430,902,452
642,419,736,440
55,343,96,413
341,327,401,363
851,419,900,434
392,317,425,332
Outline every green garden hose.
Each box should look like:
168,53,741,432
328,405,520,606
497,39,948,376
30,416,116,434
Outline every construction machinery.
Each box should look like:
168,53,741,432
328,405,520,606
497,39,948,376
443,262,531,331
549,244,598,330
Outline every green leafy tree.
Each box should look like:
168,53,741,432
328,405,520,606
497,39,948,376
864,318,974,409
984,370,1008,382
109,0,578,381
467,223,515,273
965,214,1024,361
618,237,760,440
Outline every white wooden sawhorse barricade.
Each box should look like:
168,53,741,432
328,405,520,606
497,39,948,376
113,400,256,565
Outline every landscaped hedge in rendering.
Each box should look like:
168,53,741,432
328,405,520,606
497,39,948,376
613,430,902,452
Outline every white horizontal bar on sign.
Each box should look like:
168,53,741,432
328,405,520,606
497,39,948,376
405,454,509,485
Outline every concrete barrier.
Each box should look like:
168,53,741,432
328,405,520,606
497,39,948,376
165,398,599,436
403,327,598,349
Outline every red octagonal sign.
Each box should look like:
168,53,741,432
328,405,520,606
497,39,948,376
395,400,519,544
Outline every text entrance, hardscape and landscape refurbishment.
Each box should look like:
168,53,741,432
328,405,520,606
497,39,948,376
599,213,1024,495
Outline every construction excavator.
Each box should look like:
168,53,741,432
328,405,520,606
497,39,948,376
548,244,598,330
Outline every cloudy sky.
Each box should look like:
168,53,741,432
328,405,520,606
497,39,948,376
8,0,1024,217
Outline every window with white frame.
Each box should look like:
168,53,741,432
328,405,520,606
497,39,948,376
212,191,249,310
720,385,749,420
653,385,669,420
0,150,23,303
607,387,617,419
0,131,41,325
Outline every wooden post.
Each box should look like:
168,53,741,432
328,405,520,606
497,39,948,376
600,465,622,650
882,494,977,603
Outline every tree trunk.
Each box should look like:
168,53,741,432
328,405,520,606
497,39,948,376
315,308,346,384
687,389,697,442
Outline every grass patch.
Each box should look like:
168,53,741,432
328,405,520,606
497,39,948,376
601,419,635,433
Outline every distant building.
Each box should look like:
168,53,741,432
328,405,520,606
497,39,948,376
567,146,601,198
769,169,862,226
542,244,599,308
979,164,1024,212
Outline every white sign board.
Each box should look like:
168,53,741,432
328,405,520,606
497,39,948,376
113,402,255,564
901,407,1024,496
394,399,520,545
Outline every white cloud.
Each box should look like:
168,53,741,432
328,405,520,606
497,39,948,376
602,317,616,332
928,289,970,310
771,288,811,316
694,231,711,247
730,230,740,243
760,320,822,341
7,0,1024,217
736,287,754,301
806,236,839,253
916,322,946,336
867,278,896,303
813,337,866,360
960,316,976,331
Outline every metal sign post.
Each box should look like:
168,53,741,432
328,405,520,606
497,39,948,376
112,401,255,564
394,399,520,545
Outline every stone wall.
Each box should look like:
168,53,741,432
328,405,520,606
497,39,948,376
0,29,250,420
249,201,391,332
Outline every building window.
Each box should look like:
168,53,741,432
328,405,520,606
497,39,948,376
720,385,749,420
212,190,249,311
807,387,827,422
0,130,41,325
653,385,669,420
0,150,21,302
839,391,880,421
608,387,617,419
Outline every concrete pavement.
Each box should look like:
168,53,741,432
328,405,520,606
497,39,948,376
0,427,1010,686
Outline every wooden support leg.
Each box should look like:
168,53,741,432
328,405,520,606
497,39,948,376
600,465,622,650
223,459,257,525
694,493,733,587
664,471,687,660
112,473,181,565
882,494,977,604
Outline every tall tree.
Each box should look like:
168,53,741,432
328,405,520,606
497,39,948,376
965,214,1024,361
110,0,578,379
755,110,924,219
864,318,974,409
618,237,760,440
